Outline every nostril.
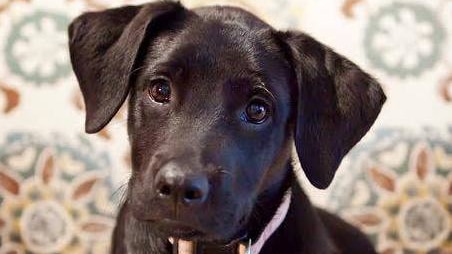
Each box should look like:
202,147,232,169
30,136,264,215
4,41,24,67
184,187,203,201
158,184,172,197
182,177,209,204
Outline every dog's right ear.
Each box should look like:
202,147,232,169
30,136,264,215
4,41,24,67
278,31,386,189
68,2,184,133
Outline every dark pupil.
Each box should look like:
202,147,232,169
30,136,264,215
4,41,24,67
156,84,170,97
151,82,170,102
247,102,267,122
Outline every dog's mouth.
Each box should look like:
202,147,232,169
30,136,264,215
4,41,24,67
138,216,248,244
147,218,207,240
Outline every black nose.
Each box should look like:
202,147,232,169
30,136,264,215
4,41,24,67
154,163,209,205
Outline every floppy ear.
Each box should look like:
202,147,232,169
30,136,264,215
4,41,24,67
280,31,386,189
68,2,184,133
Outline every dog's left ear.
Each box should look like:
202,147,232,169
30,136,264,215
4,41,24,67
68,2,184,133
279,31,386,189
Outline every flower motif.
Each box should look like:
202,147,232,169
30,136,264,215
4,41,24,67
330,129,452,253
364,2,445,78
4,10,71,85
362,143,450,252
0,133,115,253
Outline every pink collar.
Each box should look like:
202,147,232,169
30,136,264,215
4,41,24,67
248,188,292,254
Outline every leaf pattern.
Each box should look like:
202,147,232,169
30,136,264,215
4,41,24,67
97,128,111,140
81,222,109,233
368,166,396,192
0,217,5,229
439,72,452,102
0,165,20,195
448,177,452,196
72,176,100,201
342,0,363,18
351,212,382,227
79,217,112,234
37,149,55,185
416,152,428,180
0,83,20,114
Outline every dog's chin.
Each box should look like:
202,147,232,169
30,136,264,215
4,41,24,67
129,200,252,243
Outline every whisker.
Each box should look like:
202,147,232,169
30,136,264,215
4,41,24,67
129,66,147,76
217,169,232,177
111,182,129,207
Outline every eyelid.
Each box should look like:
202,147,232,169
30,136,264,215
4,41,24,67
151,75,171,82
253,85,275,99
145,75,171,89
251,85,276,108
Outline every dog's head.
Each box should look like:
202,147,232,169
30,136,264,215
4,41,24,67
69,1,385,242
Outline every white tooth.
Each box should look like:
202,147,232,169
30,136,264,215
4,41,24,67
178,240,194,254
238,243,247,254
168,237,174,244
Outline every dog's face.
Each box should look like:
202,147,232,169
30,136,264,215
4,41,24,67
125,14,294,240
69,2,385,242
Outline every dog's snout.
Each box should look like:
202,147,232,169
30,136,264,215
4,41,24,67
155,163,209,205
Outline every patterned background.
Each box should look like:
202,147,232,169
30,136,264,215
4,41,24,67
0,0,450,253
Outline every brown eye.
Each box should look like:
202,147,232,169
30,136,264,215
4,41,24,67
245,99,269,124
148,79,171,103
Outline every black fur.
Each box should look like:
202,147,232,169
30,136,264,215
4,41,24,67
68,2,385,253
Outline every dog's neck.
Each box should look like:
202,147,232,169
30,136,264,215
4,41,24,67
170,165,294,254
246,164,293,242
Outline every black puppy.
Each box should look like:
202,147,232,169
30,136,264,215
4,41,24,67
68,1,385,253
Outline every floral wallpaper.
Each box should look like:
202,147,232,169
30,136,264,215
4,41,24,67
0,133,115,253
328,128,452,253
0,0,450,253
363,2,445,78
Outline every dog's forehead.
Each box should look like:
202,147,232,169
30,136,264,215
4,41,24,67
174,24,267,74
146,11,290,97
